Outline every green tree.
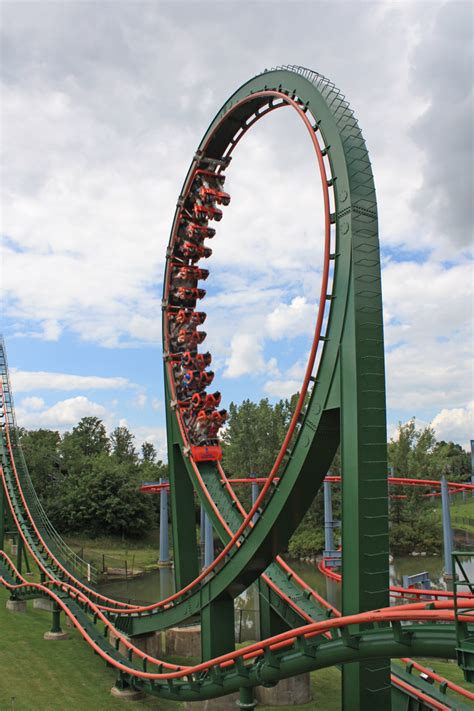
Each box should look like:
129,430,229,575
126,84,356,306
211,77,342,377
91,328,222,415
50,453,154,538
69,417,110,458
19,428,61,503
110,426,137,464
141,441,157,463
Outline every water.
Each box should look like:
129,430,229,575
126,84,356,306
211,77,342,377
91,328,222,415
96,529,474,633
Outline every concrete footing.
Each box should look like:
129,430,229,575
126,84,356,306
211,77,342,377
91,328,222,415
11,544,18,556
256,673,312,706
6,599,26,613
164,625,201,657
33,598,54,612
183,692,240,710
109,629,132,657
130,625,201,660
44,630,69,641
110,685,145,701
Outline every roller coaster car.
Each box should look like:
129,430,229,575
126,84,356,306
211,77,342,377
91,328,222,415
173,266,209,283
183,222,216,240
198,186,231,206
193,204,223,222
195,169,226,187
177,241,212,262
177,287,206,302
191,444,222,462
177,330,207,348
181,351,212,370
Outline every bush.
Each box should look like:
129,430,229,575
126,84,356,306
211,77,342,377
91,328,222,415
288,528,325,558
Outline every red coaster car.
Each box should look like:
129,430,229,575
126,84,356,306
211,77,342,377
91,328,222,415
191,444,223,462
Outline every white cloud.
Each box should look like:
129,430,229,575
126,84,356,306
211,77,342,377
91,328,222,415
133,426,168,461
132,392,147,409
223,333,265,379
264,379,301,399
19,396,45,411
10,369,133,393
41,319,62,341
266,297,317,341
431,402,474,449
151,398,161,411
15,396,106,429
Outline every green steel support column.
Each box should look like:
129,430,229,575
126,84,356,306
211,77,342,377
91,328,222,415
341,209,390,709
238,686,257,710
0,486,5,550
200,593,235,660
51,601,62,634
164,372,199,590
16,533,23,575
22,543,31,573
168,442,199,589
258,578,289,639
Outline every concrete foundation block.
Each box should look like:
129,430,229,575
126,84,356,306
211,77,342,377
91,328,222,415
256,673,312,706
109,629,132,657
44,630,69,641
130,631,162,659
6,599,27,613
33,598,54,612
183,691,240,710
11,544,18,556
110,685,144,701
163,624,201,658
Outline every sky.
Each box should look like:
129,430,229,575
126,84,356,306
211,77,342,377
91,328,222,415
1,0,473,459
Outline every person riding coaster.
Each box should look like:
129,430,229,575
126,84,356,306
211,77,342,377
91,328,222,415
174,240,212,263
172,264,209,286
170,286,206,308
181,350,212,370
189,407,227,445
190,390,221,411
198,185,231,206
179,221,216,241
175,368,215,397
192,203,223,222
169,309,207,327
175,328,207,350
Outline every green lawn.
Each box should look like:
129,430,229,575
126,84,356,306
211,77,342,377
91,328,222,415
0,588,340,710
63,530,165,572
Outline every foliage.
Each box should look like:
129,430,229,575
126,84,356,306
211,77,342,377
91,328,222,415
110,425,137,463
18,428,61,504
20,417,159,539
288,526,325,558
388,419,470,481
221,396,299,477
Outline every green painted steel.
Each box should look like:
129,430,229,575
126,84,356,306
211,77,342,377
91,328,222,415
0,66,466,708
453,551,474,682
163,65,389,707
1,554,465,704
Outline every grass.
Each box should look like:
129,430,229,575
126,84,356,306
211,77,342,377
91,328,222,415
433,496,474,535
392,657,473,693
62,530,166,571
0,588,340,710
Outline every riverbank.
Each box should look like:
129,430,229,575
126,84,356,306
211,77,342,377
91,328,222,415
63,529,165,574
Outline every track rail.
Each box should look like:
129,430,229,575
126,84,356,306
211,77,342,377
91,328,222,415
2,65,473,708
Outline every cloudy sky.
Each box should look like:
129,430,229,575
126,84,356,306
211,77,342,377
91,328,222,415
1,0,473,458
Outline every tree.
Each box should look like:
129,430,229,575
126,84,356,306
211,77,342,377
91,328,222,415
68,417,110,458
221,396,298,478
141,442,157,463
19,428,61,503
50,453,155,538
110,426,137,464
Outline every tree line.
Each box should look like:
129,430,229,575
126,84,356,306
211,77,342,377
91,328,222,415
18,402,471,556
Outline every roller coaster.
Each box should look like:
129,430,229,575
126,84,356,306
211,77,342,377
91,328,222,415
1,66,473,710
